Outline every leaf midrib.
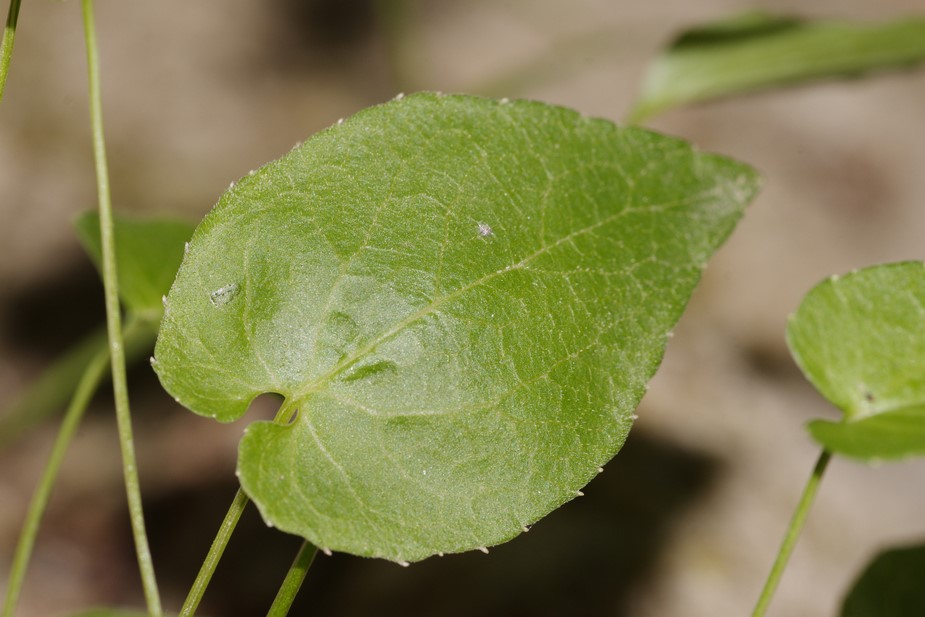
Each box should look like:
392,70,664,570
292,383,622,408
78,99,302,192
288,190,712,407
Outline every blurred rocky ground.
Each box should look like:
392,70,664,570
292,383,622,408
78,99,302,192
2,1,925,615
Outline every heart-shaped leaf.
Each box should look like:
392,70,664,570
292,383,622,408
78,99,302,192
841,542,925,617
628,13,925,123
154,92,759,562
0,214,192,449
787,262,925,461
75,212,195,319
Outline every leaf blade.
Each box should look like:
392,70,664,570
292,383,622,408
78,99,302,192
628,13,925,123
155,93,759,561
787,262,925,461
75,212,195,318
841,542,925,617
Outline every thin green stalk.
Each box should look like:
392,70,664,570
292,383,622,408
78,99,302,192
180,401,299,617
751,449,832,617
2,316,148,616
0,320,158,452
0,0,23,102
266,541,318,617
2,321,129,616
80,1,162,614
179,488,251,617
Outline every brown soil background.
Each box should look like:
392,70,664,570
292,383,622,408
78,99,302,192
2,1,925,616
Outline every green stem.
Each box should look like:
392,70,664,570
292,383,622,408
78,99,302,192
0,0,23,102
751,449,832,617
179,488,251,617
0,321,158,452
266,541,318,617
180,400,299,617
80,1,162,614
0,319,147,617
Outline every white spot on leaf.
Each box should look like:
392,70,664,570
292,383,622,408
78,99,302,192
209,283,239,306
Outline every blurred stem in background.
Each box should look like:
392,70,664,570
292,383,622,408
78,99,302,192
0,0,23,102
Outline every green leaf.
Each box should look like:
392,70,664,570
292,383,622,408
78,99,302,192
154,92,759,562
628,12,925,123
841,542,925,617
787,262,925,461
75,212,195,319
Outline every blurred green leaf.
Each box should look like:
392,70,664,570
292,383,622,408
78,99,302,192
154,92,758,563
1,214,193,447
75,212,195,319
628,12,925,123
787,262,925,461
841,542,925,617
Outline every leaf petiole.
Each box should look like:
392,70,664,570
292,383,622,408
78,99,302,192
179,400,300,617
1,319,125,617
81,0,162,613
0,0,22,102
266,541,318,617
751,449,831,617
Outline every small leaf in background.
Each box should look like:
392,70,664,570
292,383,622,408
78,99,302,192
154,92,759,562
841,542,925,617
787,262,925,461
75,212,195,319
627,12,925,123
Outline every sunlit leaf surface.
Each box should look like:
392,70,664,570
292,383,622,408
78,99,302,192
788,262,925,461
154,93,758,562
628,13,925,123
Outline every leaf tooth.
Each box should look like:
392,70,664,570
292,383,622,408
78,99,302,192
477,546,489,554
